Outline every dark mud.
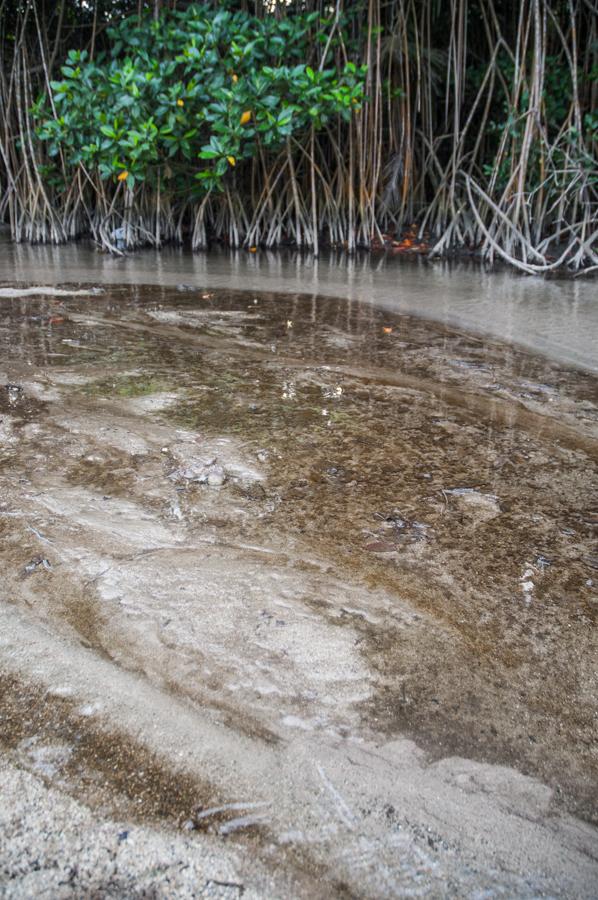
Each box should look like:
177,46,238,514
0,283,597,835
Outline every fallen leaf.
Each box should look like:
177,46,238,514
382,326,393,334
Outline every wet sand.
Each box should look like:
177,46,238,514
0,278,597,896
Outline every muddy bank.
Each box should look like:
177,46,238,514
0,282,597,896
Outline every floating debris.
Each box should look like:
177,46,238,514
189,801,270,835
321,384,343,400
5,383,23,406
519,565,538,599
23,556,52,576
282,381,296,400
218,813,267,836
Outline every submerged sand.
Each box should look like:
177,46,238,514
0,281,596,897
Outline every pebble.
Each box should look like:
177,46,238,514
206,465,226,487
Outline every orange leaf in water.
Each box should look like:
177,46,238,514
382,326,393,334
248,246,257,253
240,110,252,125
117,170,129,182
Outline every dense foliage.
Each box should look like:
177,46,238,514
34,7,365,194
0,0,596,272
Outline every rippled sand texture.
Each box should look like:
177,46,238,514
0,283,597,897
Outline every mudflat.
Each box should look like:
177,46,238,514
0,282,597,897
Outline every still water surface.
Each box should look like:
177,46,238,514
1,238,597,371
0,242,597,895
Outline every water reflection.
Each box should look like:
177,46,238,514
1,237,596,371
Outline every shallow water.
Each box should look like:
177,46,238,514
0,279,596,827
1,238,598,371
0,266,598,897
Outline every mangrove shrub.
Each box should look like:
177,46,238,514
1,0,596,271
30,5,365,251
